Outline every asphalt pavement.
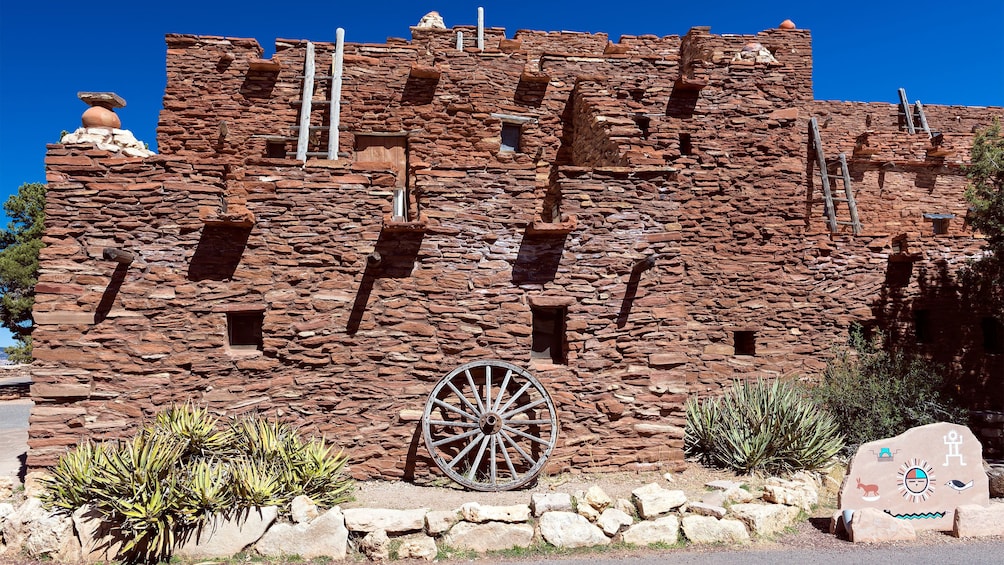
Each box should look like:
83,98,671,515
0,392,31,482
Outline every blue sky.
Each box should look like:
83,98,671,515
0,1,1001,349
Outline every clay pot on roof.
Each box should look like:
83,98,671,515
779,19,796,30
81,106,121,129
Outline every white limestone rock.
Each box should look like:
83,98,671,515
584,486,613,511
73,504,123,563
442,521,534,553
531,492,573,517
597,507,634,536
631,483,687,519
539,512,609,548
729,503,801,537
576,499,600,522
61,127,155,157
343,507,427,533
395,533,437,561
424,509,460,535
687,501,727,519
359,529,390,561
460,502,530,523
255,507,348,560
175,506,278,559
622,515,680,546
763,477,818,511
681,515,750,544
291,495,319,524
416,11,446,29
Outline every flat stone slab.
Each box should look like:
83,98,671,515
442,521,534,553
539,511,609,548
175,506,277,559
78,92,126,108
848,507,916,543
342,507,427,533
952,503,1004,538
839,422,989,531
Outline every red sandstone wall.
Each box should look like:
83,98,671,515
31,24,1004,479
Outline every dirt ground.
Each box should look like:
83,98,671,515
342,463,771,512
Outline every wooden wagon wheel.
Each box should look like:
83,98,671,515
422,360,558,491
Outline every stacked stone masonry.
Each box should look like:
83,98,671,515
33,23,1003,479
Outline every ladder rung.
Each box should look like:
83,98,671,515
286,151,331,156
832,198,849,202
296,75,334,80
836,221,859,226
291,126,330,130
293,100,333,106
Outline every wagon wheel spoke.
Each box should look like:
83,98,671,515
431,398,478,422
500,429,537,467
422,360,558,491
444,380,481,417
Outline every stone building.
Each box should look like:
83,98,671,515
32,21,1003,480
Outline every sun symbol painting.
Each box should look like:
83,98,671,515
898,459,936,502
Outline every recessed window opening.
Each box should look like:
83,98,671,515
734,330,756,356
982,317,1004,354
531,307,566,364
265,140,286,158
228,312,264,351
679,133,693,155
914,309,932,344
634,115,651,139
501,123,522,153
923,213,954,235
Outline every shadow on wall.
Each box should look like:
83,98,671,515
188,226,252,281
873,255,1004,410
346,230,425,334
512,233,566,284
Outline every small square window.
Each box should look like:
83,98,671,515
679,133,693,155
914,310,932,344
501,123,521,153
265,140,286,159
982,317,1004,354
228,312,264,351
531,306,566,364
734,331,756,356
923,213,954,235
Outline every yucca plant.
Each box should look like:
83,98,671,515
684,379,844,474
42,404,354,564
40,439,109,512
154,402,228,458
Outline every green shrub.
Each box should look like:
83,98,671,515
813,329,968,454
41,404,353,564
684,379,844,474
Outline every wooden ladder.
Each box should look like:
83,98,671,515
898,87,932,137
809,117,862,235
293,32,344,161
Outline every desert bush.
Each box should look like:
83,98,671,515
41,404,353,564
813,329,968,454
684,379,844,474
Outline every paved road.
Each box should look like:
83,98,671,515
0,398,31,481
493,540,1004,564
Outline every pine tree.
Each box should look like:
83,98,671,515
965,118,1004,254
0,182,46,362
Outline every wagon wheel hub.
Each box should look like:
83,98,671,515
421,359,559,492
479,412,503,434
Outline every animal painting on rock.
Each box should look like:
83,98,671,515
838,422,989,530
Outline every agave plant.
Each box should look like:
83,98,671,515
42,404,354,564
684,379,844,474
154,402,228,458
40,439,109,512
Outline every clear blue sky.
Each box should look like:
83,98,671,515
0,1,1002,349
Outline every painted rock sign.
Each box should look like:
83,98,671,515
838,422,989,530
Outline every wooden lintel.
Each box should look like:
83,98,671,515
102,247,134,265
248,58,282,72
409,64,441,80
